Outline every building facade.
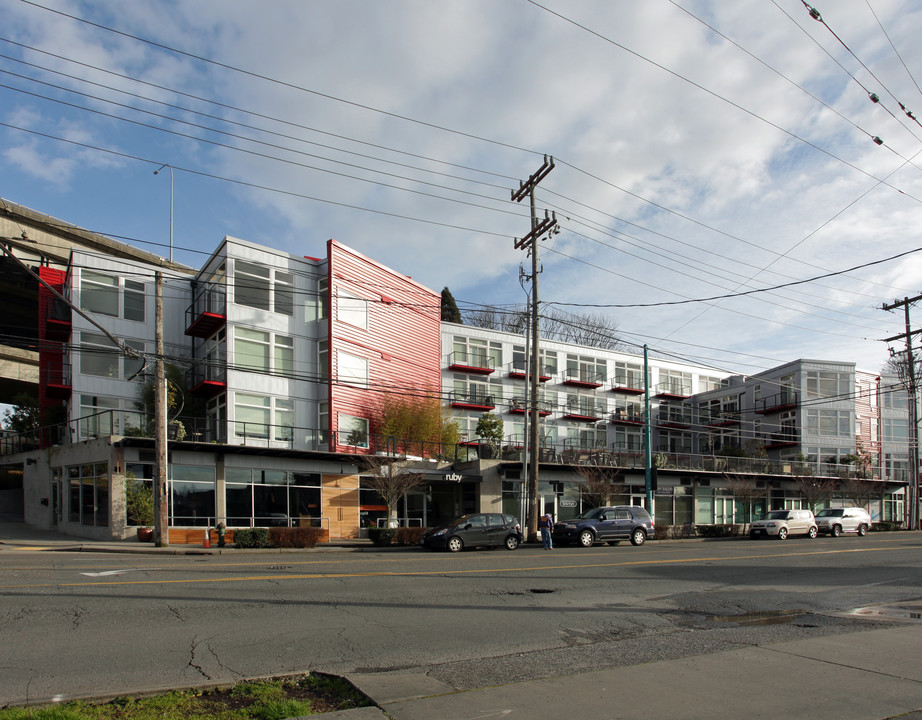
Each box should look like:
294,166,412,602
0,212,914,540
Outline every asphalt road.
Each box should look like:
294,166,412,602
2,533,921,706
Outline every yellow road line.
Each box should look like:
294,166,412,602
0,544,911,589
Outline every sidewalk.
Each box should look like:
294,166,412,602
3,521,921,720
0,521,384,554
338,621,922,720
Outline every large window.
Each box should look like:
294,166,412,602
235,260,271,310
339,413,369,447
613,361,644,389
565,390,606,417
805,409,851,437
512,346,557,376
234,328,293,375
658,369,691,395
235,393,268,439
67,463,108,527
882,417,909,443
614,425,643,451
806,370,850,400
80,270,118,316
566,354,606,384
337,291,368,329
453,374,501,405
78,395,143,438
225,469,321,528
882,386,908,409
699,375,726,392
338,351,368,387
170,464,215,527
80,332,119,378
453,336,502,369
80,333,145,380
80,270,146,321
658,429,692,453
235,260,294,315
233,394,293,442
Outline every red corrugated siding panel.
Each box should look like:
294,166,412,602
326,240,441,450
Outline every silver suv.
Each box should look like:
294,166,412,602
815,507,872,537
749,509,817,540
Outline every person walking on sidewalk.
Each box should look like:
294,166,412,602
539,513,554,550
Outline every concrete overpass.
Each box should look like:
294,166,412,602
0,197,194,406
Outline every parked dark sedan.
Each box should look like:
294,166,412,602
553,505,654,547
421,513,523,552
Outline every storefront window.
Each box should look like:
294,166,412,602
224,469,321,528
171,465,216,527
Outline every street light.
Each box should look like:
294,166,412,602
153,164,173,262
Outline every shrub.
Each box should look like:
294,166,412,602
871,521,901,532
368,527,398,546
234,527,271,548
124,477,154,527
269,527,325,548
654,524,672,540
696,524,741,538
395,527,427,545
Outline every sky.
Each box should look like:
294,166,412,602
3,0,922,379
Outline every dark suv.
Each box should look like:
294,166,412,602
420,513,523,552
553,505,654,547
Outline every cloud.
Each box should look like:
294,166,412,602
2,0,921,376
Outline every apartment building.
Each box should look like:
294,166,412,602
1,210,913,540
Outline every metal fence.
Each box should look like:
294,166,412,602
0,411,897,482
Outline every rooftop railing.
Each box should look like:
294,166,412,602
0,412,900,483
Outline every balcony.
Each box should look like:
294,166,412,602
561,399,605,421
755,390,798,415
611,408,645,425
508,397,553,416
560,370,604,389
449,390,496,411
185,284,227,338
764,431,798,450
655,382,690,400
701,410,741,427
506,361,552,382
44,362,71,399
610,374,645,395
44,297,72,342
447,351,496,375
186,362,227,399
657,407,693,428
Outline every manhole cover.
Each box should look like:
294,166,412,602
846,605,922,622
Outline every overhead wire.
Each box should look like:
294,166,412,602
2,0,918,363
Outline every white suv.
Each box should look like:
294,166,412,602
815,507,872,537
749,509,817,540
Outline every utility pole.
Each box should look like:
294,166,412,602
643,345,654,513
511,155,557,542
883,295,922,531
154,272,170,547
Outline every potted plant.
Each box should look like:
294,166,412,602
125,475,155,541
475,412,504,459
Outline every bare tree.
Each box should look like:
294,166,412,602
358,455,424,527
462,304,624,350
574,465,625,509
840,475,878,510
795,475,836,513
724,474,764,532
541,309,623,349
